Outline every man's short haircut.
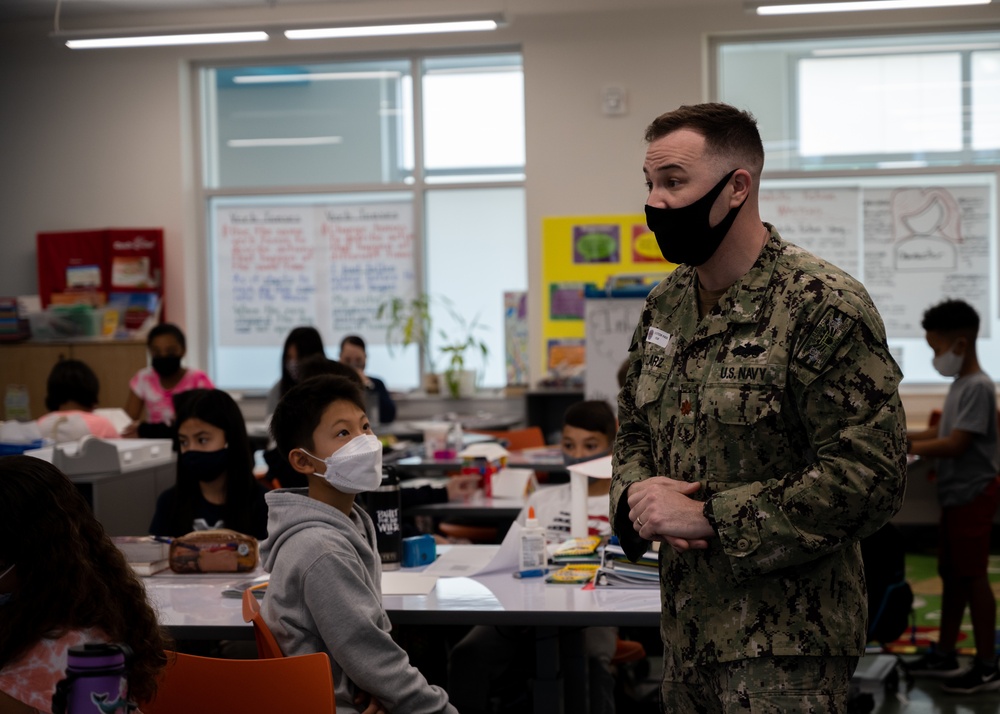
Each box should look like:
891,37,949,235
921,299,980,335
270,375,367,457
644,102,764,177
563,400,617,444
45,359,100,412
340,334,366,353
146,322,186,349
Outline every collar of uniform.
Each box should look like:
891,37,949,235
712,224,782,325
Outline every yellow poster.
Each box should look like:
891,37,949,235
541,214,675,376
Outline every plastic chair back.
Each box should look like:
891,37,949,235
143,651,335,714
242,588,283,659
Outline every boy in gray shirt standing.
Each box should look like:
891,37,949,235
908,299,1000,693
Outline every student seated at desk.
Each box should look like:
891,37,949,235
266,326,327,417
448,400,619,714
150,389,268,540
0,456,168,714
123,323,214,439
263,375,456,714
339,335,397,424
35,359,119,442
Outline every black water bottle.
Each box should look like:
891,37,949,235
369,466,402,570
52,643,132,714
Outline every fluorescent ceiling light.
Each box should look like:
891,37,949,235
752,0,990,14
227,136,343,148
233,71,403,84
285,19,499,40
65,31,268,49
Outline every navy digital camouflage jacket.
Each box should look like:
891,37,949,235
611,225,907,665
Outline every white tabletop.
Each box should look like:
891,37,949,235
143,545,661,640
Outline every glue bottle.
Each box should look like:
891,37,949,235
519,506,546,571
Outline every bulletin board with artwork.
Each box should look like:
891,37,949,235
540,214,674,379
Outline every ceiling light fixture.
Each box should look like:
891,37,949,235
749,0,990,14
64,31,269,50
284,18,501,40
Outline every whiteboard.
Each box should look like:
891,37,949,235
584,297,645,414
212,197,415,348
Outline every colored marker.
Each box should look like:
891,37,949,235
513,568,549,579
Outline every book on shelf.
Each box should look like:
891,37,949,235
593,543,659,589
221,577,269,599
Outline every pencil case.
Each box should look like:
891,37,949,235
169,529,259,573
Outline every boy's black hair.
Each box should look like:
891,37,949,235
146,322,186,349
921,299,980,335
563,400,617,444
270,375,367,457
298,355,364,386
44,359,101,412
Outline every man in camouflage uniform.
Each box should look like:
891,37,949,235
611,103,907,713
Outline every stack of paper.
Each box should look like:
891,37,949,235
113,536,170,576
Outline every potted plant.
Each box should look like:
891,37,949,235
376,294,440,394
437,302,490,399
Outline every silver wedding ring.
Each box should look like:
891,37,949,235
637,518,645,526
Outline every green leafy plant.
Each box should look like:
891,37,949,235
438,306,490,399
376,294,436,374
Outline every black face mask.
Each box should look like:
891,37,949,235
180,448,229,483
151,355,182,378
645,169,746,267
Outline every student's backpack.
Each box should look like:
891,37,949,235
860,523,914,645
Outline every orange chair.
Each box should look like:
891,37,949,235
143,651,336,714
437,521,499,544
242,588,283,659
610,637,646,665
468,426,545,451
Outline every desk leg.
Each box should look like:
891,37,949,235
534,626,563,714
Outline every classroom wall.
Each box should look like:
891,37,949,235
1,0,997,421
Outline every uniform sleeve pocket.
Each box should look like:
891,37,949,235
635,369,667,409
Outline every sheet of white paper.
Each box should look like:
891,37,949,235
474,521,524,576
380,572,438,595
490,467,534,499
422,545,498,577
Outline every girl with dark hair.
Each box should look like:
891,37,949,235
149,389,268,539
0,455,168,713
36,359,119,441
123,322,214,438
266,326,326,415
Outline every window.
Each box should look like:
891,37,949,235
200,53,525,391
714,30,1000,170
713,30,1000,386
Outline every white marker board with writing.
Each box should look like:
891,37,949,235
584,297,645,414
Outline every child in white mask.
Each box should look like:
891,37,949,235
262,375,456,714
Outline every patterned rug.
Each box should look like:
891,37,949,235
875,554,1000,655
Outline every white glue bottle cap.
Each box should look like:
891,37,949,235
526,506,539,529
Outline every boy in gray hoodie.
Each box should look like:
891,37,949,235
263,375,457,714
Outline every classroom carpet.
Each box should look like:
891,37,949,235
877,554,1000,655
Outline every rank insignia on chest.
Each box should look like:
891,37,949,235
679,392,695,423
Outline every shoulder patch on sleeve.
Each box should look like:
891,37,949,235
795,305,857,373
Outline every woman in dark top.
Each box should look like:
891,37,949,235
150,389,268,540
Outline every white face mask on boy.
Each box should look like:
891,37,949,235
932,349,963,378
300,434,383,494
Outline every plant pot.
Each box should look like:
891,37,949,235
423,373,441,395
444,369,477,399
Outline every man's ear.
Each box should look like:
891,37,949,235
288,448,317,476
731,169,752,206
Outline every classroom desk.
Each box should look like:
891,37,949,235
393,446,569,476
402,494,527,521
144,546,661,713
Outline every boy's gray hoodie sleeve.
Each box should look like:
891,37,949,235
303,550,457,714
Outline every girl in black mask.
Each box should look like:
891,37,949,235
149,389,268,539
123,323,214,438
